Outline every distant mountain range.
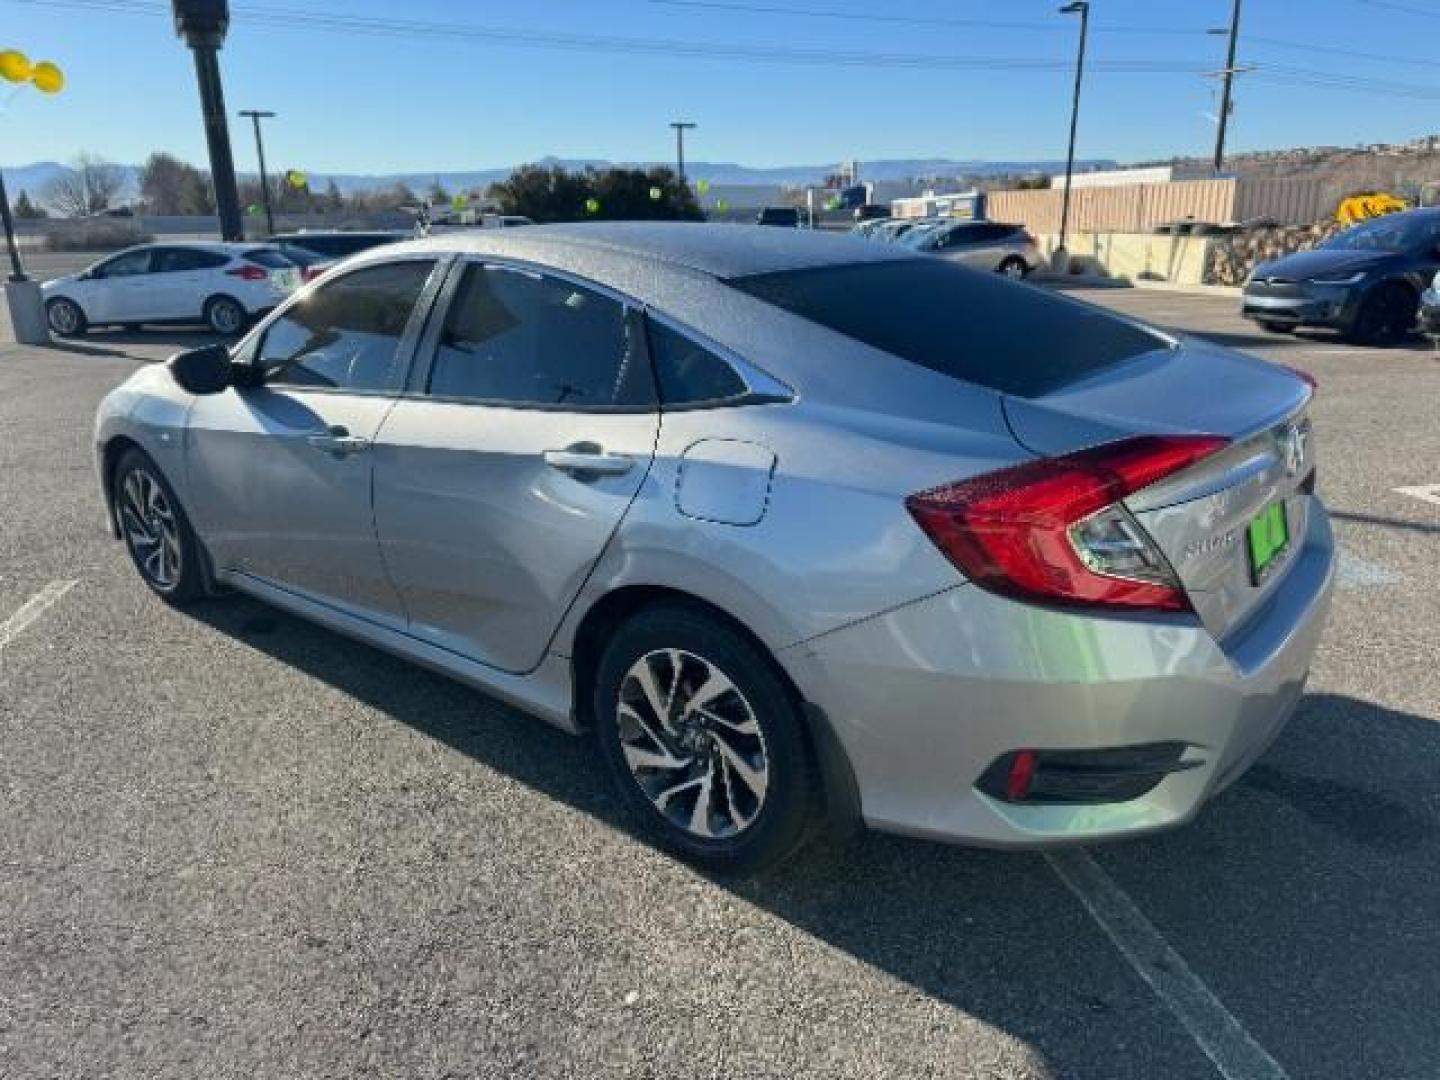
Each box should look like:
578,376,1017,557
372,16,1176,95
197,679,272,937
5,156,1117,202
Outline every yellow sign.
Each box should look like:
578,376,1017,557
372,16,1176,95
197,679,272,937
1336,192,1407,225
0,49,31,83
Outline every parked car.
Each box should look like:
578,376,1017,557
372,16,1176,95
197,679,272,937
853,203,889,223
95,223,1332,873
850,218,891,238
1242,208,1440,343
901,220,1042,278
870,217,936,243
1420,269,1440,338
756,206,802,228
43,242,300,336
266,240,336,283
266,230,408,260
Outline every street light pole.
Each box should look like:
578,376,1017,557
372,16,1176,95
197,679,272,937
172,0,244,241
239,109,276,234
1056,1,1089,268
1212,0,1243,173
0,169,27,282
670,120,697,186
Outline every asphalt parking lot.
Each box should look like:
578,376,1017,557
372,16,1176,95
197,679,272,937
2,280,1438,1079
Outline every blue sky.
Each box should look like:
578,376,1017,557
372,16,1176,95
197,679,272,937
4,0,1440,173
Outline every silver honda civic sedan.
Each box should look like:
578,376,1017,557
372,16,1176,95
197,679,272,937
94,223,1334,873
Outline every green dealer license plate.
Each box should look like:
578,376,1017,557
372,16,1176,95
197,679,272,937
1247,501,1290,584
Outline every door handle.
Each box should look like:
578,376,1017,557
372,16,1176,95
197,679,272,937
543,445,634,478
306,426,371,456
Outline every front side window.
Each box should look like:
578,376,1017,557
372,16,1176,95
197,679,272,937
96,250,151,278
258,260,435,392
425,264,651,410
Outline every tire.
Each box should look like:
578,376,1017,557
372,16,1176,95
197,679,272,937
113,448,207,604
45,297,87,337
593,602,818,874
1258,320,1295,335
1348,282,1417,345
998,256,1028,279
204,295,247,336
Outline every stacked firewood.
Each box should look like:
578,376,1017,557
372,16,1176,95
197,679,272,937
1205,221,1347,285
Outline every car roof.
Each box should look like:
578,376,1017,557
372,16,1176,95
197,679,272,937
386,221,913,281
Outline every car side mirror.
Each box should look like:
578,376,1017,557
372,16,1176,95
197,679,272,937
168,344,233,396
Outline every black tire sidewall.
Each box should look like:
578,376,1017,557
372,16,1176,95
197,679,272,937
205,296,246,336
46,298,85,336
593,603,816,874
114,448,205,603
999,256,1027,278
1353,283,1415,344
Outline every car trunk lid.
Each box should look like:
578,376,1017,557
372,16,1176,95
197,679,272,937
1002,339,1314,640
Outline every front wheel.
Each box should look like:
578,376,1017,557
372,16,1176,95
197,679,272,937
998,256,1028,279
204,295,248,336
113,449,207,603
1349,283,1417,345
593,603,817,874
46,297,87,337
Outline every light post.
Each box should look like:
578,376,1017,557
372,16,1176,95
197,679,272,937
173,0,244,240
239,109,276,234
670,120,697,186
1,48,65,344
1055,0,1089,271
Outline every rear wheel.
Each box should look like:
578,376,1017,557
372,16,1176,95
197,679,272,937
1349,282,1417,345
593,603,817,874
45,297,87,337
204,295,247,336
998,255,1028,279
113,449,207,603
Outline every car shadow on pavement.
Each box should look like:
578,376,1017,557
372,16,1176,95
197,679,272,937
79,327,230,351
186,596,1440,1079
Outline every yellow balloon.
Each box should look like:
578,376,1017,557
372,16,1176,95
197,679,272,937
30,60,64,94
0,49,32,84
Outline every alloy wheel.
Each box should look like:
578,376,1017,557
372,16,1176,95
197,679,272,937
209,300,244,335
119,468,183,590
615,648,770,839
48,301,80,334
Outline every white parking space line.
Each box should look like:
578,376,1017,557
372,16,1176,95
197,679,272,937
0,580,79,653
1394,484,1440,508
1046,849,1290,1080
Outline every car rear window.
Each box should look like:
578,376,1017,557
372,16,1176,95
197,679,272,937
242,248,293,268
727,258,1166,397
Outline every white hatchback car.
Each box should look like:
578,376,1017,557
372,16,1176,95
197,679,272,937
43,242,300,337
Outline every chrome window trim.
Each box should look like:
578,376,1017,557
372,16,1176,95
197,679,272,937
643,306,795,410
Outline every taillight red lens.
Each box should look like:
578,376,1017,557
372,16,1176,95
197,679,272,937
906,434,1229,612
226,264,268,281
1279,363,1318,390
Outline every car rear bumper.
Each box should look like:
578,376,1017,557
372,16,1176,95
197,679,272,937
778,501,1335,847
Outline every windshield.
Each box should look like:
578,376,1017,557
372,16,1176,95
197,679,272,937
898,223,947,249
1323,213,1440,254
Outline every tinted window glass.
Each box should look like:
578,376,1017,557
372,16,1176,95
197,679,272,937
426,265,650,410
259,260,434,391
97,250,151,278
153,248,227,272
277,233,398,257
242,247,293,269
648,320,747,406
728,259,1164,398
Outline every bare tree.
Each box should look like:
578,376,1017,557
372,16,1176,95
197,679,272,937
43,153,128,218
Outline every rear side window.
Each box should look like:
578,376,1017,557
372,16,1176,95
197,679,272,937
647,319,747,406
153,248,228,272
727,259,1165,398
259,260,435,392
242,248,293,269
425,265,651,410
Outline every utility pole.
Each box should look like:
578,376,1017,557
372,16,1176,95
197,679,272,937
670,120,697,186
239,109,276,234
1212,0,1244,173
1056,1,1089,268
172,0,243,240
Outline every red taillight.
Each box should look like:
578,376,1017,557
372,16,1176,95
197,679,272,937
1279,363,1318,390
226,264,268,281
906,434,1229,612
301,265,324,282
